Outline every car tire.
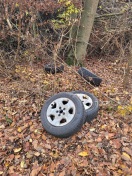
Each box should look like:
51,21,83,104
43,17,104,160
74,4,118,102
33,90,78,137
78,67,102,86
72,90,99,122
44,64,64,74
40,92,86,138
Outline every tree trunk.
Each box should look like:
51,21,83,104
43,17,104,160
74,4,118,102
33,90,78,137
75,0,99,65
123,40,132,89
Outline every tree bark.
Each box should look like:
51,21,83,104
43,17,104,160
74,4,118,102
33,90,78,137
75,0,99,65
123,40,132,89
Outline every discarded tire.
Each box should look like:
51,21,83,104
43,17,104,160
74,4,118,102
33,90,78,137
78,67,102,86
41,92,85,138
72,91,99,122
44,64,64,74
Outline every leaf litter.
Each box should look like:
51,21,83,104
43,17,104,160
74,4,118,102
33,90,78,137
0,58,132,175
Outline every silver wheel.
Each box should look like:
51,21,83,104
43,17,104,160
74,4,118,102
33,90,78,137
72,91,99,123
75,93,93,110
46,98,76,126
41,92,85,137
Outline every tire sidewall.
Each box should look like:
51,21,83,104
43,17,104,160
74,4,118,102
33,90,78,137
78,67,102,86
41,92,85,137
44,64,64,74
72,91,99,122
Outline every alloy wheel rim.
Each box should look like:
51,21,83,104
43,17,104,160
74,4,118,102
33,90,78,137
75,93,93,110
46,97,76,126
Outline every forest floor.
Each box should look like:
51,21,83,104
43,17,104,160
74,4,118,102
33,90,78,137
0,57,132,176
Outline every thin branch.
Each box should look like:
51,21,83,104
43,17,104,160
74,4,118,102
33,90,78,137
5,6,12,30
6,18,12,30
95,12,124,19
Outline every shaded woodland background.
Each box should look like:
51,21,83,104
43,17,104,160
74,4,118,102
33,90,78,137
0,0,131,66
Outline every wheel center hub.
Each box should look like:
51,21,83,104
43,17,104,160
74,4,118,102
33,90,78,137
59,110,63,113
46,97,76,126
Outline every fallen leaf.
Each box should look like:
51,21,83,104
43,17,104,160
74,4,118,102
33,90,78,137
5,162,10,167
8,166,15,174
110,154,117,164
30,166,41,176
14,148,22,153
50,151,59,158
122,147,132,157
79,159,88,167
24,142,30,152
0,171,3,175
89,128,95,132
29,138,33,143
26,152,33,159
111,139,122,149
59,170,65,176
78,151,88,157
122,152,131,161
130,96,132,104
120,164,127,169
101,124,107,129
96,137,103,142
43,80,49,85
115,96,120,101
123,91,129,95
0,132,3,138
0,125,5,129
41,134,47,140
49,162,56,172
34,129,38,133
34,152,40,157
9,154,15,161
49,174,54,176
45,144,51,149
15,154,21,159
118,169,123,174
32,140,38,149
105,133,115,139
20,160,26,168
17,127,22,133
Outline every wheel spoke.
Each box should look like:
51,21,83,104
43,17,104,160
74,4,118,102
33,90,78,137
47,108,57,116
46,97,76,126
76,93,93,110
52,117,63,126
55,98,69,109
65,107,75,119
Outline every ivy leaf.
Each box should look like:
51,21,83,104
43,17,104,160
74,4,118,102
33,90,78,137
5,116,12,125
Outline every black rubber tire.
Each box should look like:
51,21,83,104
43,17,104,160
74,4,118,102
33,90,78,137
44,64,64,74
72,91,99,123
40,92,86,138
78,67,102,86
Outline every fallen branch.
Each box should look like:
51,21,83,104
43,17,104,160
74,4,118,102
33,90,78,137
95,12,124,19
5,6,12,30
